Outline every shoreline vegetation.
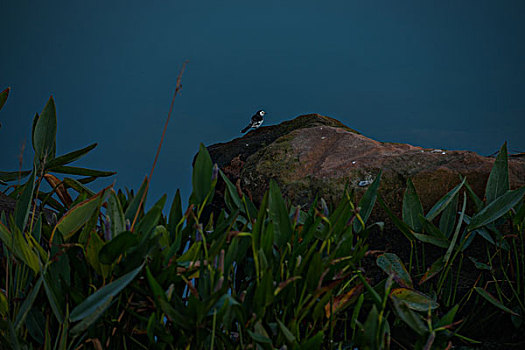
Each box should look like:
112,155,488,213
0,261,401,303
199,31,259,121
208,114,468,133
1,86,524,349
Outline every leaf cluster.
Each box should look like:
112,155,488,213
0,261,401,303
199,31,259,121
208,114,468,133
1,90,524,349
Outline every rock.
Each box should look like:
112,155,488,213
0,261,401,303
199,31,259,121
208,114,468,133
208,114,359,169
209,114,525,220
208,114,525,306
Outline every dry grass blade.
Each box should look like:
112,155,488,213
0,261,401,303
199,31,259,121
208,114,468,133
130,61,188,232
44,173,73,207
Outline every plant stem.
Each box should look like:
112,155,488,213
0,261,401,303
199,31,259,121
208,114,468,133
131,61,188,232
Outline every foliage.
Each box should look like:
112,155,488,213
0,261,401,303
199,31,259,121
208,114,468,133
1,91,524,349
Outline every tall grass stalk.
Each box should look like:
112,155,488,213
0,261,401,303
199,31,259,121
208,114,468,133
130,61,188,231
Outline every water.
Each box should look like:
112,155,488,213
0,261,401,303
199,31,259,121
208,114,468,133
1,1,524,206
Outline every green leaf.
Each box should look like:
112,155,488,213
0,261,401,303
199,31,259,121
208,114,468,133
56,308,69,348
252,191,269,252
351,293,364,331
419,214,449,241
99,231,139,265
376,253,413,288
78,202,100,244
70,297,113,335
135,195,166,236
167,189,182,238
468,257,492,271
378,195,415,241
485,142,509,204
77,176,100,184
107,189,126,236
391,297,427,336
473,228,495,246
43,269,65,323
276,319,296,343
357,272,382,308
0,289,7,317
220,169,243,212
0,170,31,182
190,143,213,205
247,330,272,344
144,266,189,329
465,181,484,212
45,143,97,169
248,321,273,344
402,178,423,232
426,177,466,221
153,225,169,249
124,177,148,221
33,96,57,163
0,211,6,225
254,269,274,315
0,224,41,274
177,241,202,263
435,304,459,329
14,167,36,231
419,258,444,285
463,178,484,212
306,252,322,290
0,87,9,112
474,287,518,316
158,298,191,330
511,306,523,329
25,308,46,344
32,214,42,243
468,187,525,231
62,177,95,196
269,180,292,248
31,112,39,152
14,275,43,330
145,266,166,302
49,236,71,288
390,288,439,312
85,231,110,278
70,263,144,322
513,201,525,227
146,313,156,344
354,170,382,232
444,192,467,265
52,186,110,241
358,304,379,348
439,191,458,238
299,331,324,350
49,165,115,177
412,232,449,248
7,319,21,350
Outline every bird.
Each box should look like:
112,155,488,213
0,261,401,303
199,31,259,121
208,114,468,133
241,110,266,133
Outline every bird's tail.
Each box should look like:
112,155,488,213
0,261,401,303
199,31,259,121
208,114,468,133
241,125,251,133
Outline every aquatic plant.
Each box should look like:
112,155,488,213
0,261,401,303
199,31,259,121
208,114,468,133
0,88,524,349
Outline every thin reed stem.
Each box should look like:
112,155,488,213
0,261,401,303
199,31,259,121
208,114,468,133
131,61,188,232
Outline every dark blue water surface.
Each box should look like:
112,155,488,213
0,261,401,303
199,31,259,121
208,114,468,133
1,1,524,204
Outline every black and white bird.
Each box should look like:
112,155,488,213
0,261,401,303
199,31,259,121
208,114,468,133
241,110,266,133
